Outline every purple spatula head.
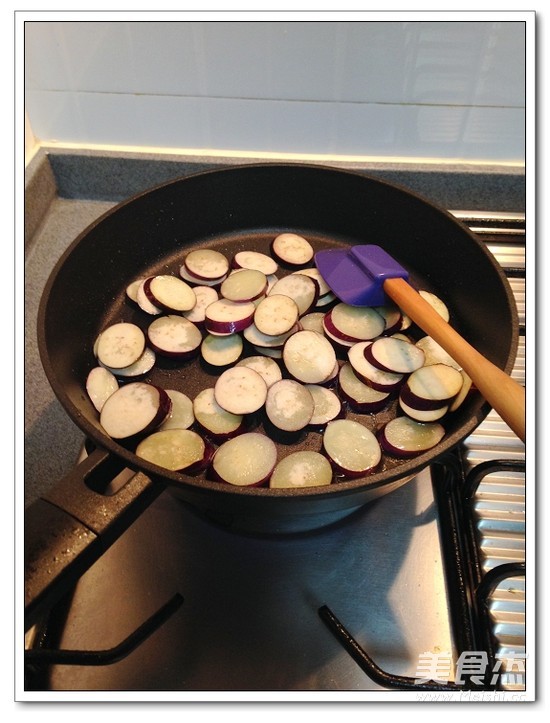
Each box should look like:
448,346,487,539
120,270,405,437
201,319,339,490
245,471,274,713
314,245,409,306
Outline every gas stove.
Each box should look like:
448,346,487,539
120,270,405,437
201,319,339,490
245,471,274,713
24,210,527,699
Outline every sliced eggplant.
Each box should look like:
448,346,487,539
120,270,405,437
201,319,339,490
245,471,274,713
379,416,445,457
269,451,333,489
268,274,319,316
415,335,461,370
101,347,157,379
136,278,163,315
299,312,325,335
326,304,385,342
86,366,119,413
365,336,425,374
406,363,464,404
99,382,171,440
126,278,145,303
305,384,343,427
214,366,268,415
144,274,197,313
323,419,381,478
254,294,300,336
337,362,391,413
283,329,337,384
183,248,230,281
182,285,219,325
243,321,300,349
398,396,449,422
147,315,202,359
204,298,256,334
265,379,314,432
232,249,279,276
348,342,404,392
418,290,450,322
449,371,474,412
235,355,283,389
293,266,331,297
210,432,278,487
315,290,337,308
136,428,210,472
373,303,403,336
220,268,268,302
201,333,243,367
271,232,314,267
322,316,356,348
179,263,227,287
193,387,245,440
158,390,195,431
251,344,283,359
95,322,146,370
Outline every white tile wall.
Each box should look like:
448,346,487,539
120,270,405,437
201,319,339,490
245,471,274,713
24,20,526,162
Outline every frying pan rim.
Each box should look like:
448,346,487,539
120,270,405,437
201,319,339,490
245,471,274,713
36,161,519,501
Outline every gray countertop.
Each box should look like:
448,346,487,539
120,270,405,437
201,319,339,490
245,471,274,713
24,147,525,507
25,196,116,506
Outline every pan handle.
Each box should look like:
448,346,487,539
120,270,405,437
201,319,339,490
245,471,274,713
24,446,164,631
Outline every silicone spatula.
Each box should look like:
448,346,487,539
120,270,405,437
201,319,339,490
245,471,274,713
315,245,525,442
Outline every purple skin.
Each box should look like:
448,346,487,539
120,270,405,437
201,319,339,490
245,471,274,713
362,342,417,375
103,384,172,440
378,419,445,458
270,239,314,269
379,314,403,337
142,277,174,313
323,447,380,479
399,383,456,411
147,387,173,434
337,383,392,414
307,399,345,431
342,343,405,393
364,338,425,375
146,334,202,360
351,365,404,394
183,257,229,282
142,276,196,314
181,439,216,476
270,276,320,316
378,427,421,458
195,418,248,444
323,310,365,344
205,311,255,335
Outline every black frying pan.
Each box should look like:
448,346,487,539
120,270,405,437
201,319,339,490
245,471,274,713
26,164,518,628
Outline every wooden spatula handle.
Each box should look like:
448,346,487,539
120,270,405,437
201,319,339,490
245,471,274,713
383,277,525,443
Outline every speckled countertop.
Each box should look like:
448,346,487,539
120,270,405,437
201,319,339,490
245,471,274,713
24,147,525,507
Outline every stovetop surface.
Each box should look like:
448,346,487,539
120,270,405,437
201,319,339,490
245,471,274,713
40,467,451,692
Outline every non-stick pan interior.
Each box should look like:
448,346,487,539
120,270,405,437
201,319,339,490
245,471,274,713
38,164,518,511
